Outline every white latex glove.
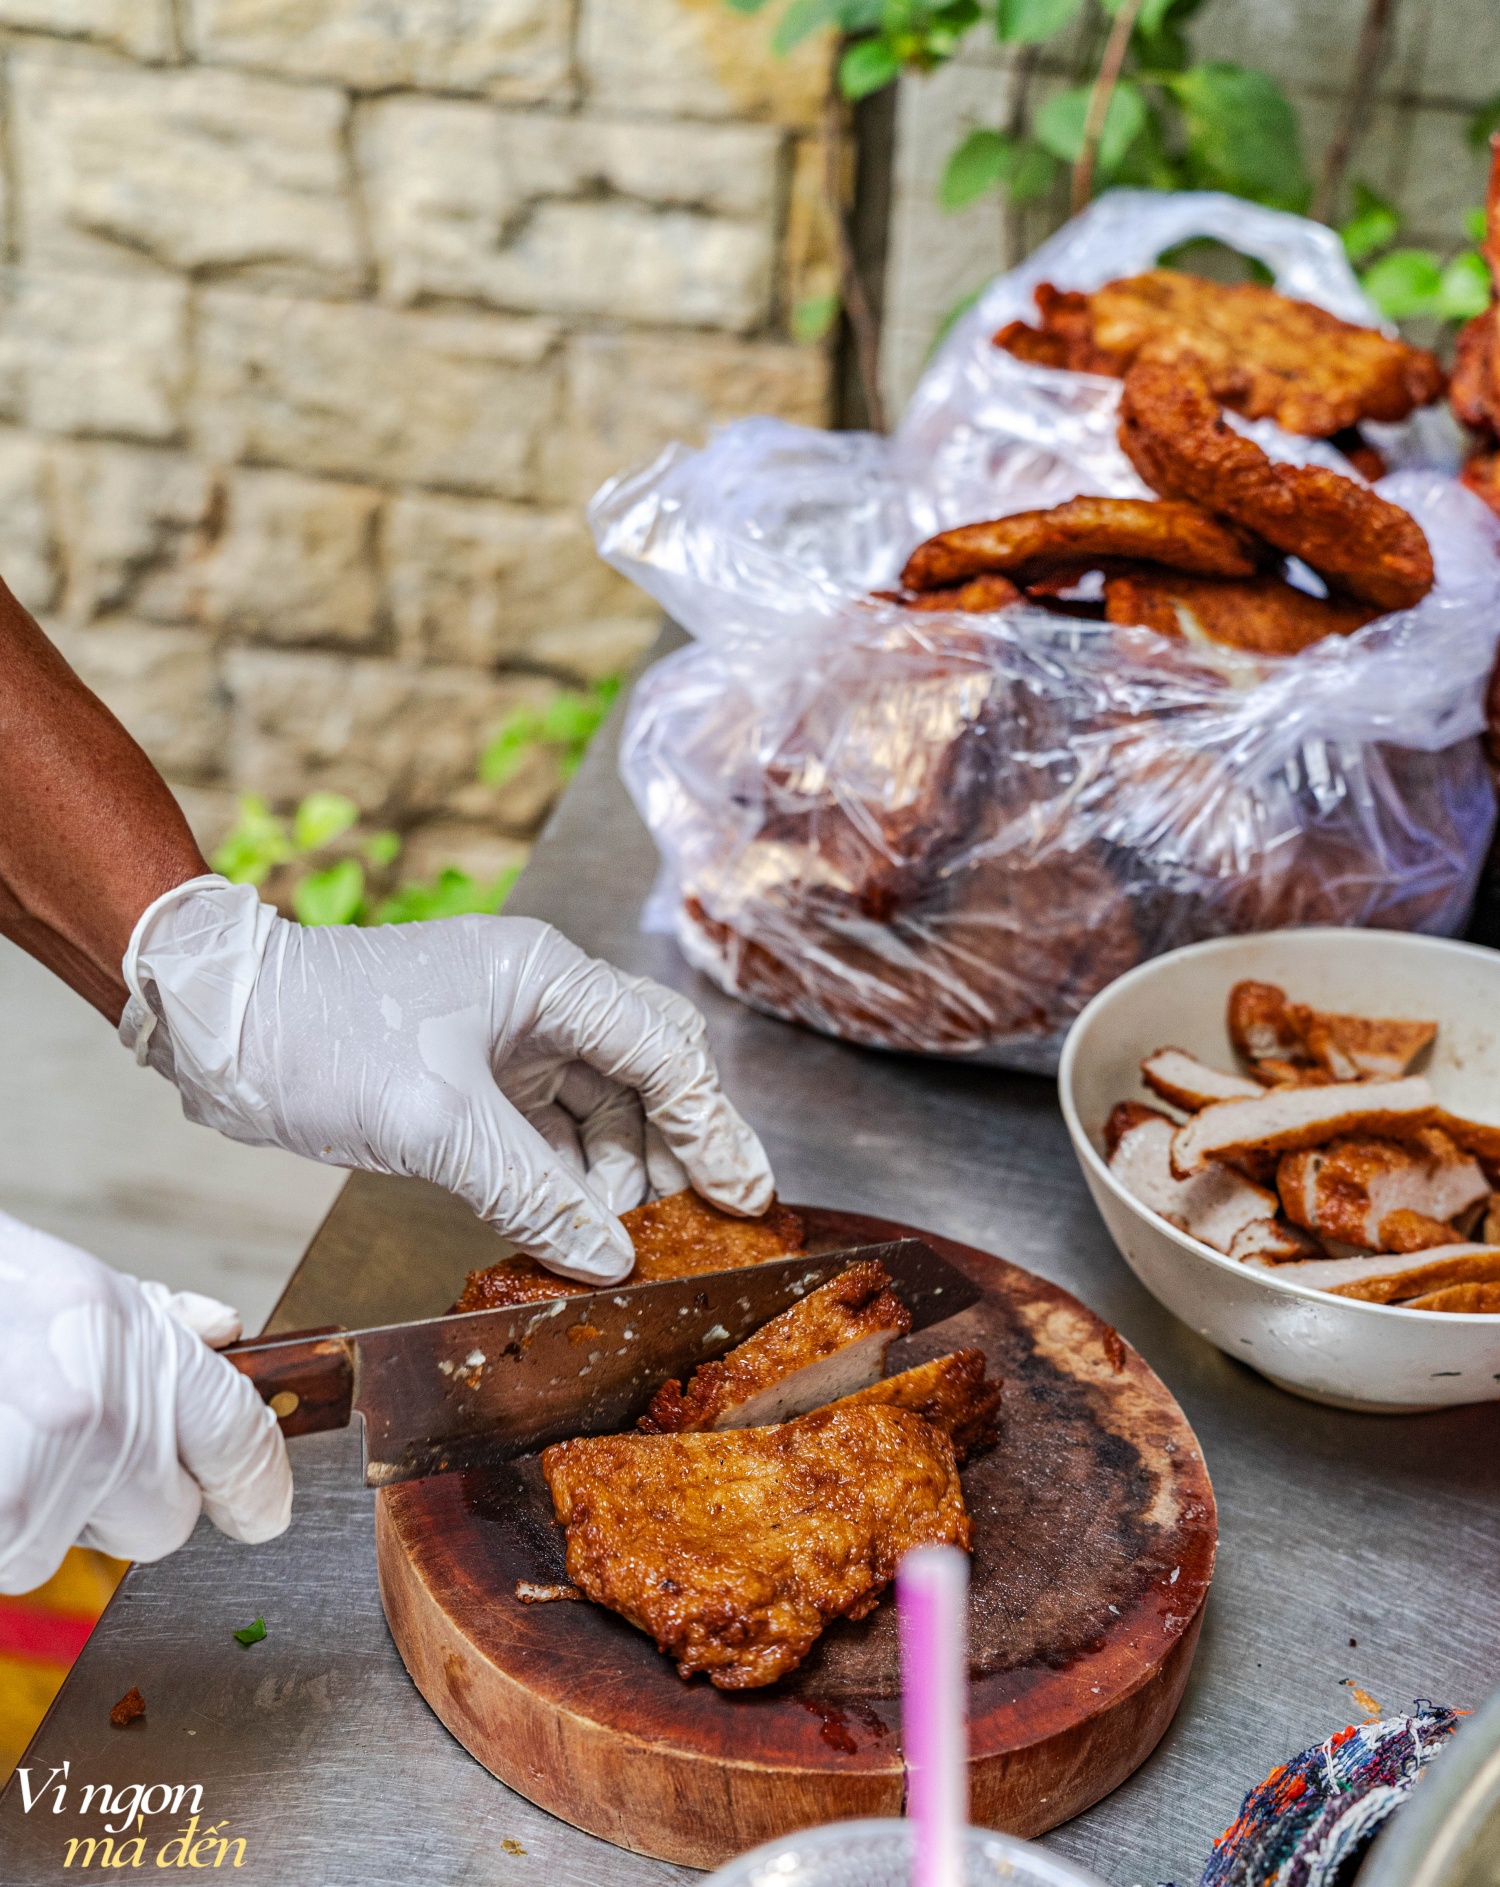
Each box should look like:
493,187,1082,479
0,1209,291,1595
120,876,774,1285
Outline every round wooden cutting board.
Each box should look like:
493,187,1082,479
376,1208,1217,1869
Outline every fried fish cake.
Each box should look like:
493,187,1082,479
542,1404,970,1688
899,496,1263,593
874,572,1023,614
1103,568,1380,655
1118,360,1433,613
996,272,1446,438
992,283,1123,375
451,1189,807,1311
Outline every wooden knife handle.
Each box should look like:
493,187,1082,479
223,1327,354,1438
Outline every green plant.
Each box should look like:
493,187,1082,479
735,0,1307,221
479,677,622,788
211,675,623,927
1340,183,1491,326
370,865,522,926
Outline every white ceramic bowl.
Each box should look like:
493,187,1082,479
1058,928,1500,1412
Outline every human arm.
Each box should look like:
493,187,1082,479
0,582,206,1022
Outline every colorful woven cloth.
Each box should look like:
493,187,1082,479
1199,1701,1463,1887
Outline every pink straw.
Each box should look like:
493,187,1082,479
898,1545,970,1887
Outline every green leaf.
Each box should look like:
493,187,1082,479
792,292,840,342
479,707,547,787
1359,248,1443,320
1167,62,1310,210
361,829,402,869
940,128,1015,209
1437,249,1493,322
1130,0,1204,71
839,34,900,97
1035,80,1146,176
210,794,293,887
994,0,1081,42
1130,0,1177,32
723,0,770,12
371,866,520,927
1339,181,1400,265
232,1617,266,1648
1466,206,1489,247
1468,94,1500,150
771,0,838,53
1008,142,1057,203
294,858,365,926
292,790,359,856
1113,101,1185,191
540,691,609,747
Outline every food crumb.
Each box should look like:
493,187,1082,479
1340,1678,1383,1718
232,1616,267,1647
109,1687,145,1729
515,1581,582,1604
1350,1636,1358,1647
501,1838,527,1855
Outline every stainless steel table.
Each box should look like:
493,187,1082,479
5,660,1499,1886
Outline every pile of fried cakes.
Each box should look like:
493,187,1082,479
880,265,1451,654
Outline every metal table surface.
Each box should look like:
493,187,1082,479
5,664,1500,1887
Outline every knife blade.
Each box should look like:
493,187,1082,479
225,1238,980,1487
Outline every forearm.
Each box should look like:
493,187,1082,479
0,584,207,1022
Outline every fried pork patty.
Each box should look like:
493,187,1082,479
1103,568,1380,655
995,270,1445,438
542,1404,970,1688
899,496,1261,594
451,1189,806,1311
1117,360,1434,614
639,1259,911,1434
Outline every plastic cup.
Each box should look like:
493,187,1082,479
703,1820,1109,1887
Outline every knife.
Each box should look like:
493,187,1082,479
223,1238,980,1487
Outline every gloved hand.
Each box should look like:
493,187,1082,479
120,876,774,1285
0,1210,291,1594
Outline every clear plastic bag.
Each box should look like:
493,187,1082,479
592,192,1500,1068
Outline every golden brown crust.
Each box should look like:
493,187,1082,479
1103,568,1379,655
1377,1208,1465,1254
1276,1131,1487,1250
638,1260,911,1434
900,496,1262,593
621,1190,806,1279
835,1351,1002,1463
1118,359,1434,614
1227,981,1304,1064
1105,1099,1168,1159
1451,307,1499,436
1288,1006,1436,1081
542,1405,970,1688
1170,1079,1437,1178
1462,447,1500,521
993,284,1125,376
997,270,1445,437
875,572,1024,614
1326,1247,1500,1303
1404,1281,1500,1312
451,1190,807,1312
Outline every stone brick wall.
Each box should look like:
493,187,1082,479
883,0,1499,409
0,1,833,877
